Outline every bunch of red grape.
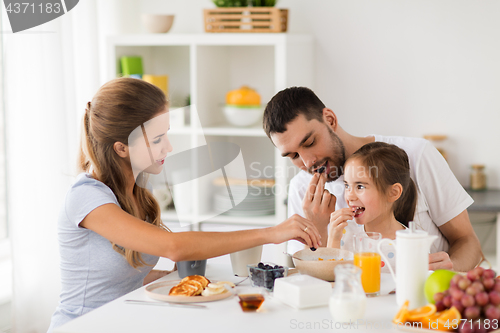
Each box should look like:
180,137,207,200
434,267,500,332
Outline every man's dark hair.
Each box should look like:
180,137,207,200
263,86,326,139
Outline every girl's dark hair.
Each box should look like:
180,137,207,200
263,86,325,138
349,142,417,227
79,77,170,268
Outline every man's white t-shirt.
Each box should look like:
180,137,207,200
287,135,474,255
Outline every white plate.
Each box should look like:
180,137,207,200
145,280,234,303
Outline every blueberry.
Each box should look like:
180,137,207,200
258,262,265,269
274,265,279,269
310,247,317,251
264,265,272,270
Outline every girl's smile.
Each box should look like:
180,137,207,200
343,158,393,228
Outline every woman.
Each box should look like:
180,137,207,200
47,78,320,331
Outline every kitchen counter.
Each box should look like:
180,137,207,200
54,255,400,333
466,188,500,269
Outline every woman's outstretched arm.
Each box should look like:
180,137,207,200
80,204,321,262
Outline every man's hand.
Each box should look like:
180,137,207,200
429,252,453,271
327,208,353,248
302,172,336,244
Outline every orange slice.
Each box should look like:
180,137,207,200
435,306,461,331
419,312,442,329
407,303,437,322
393,300,410,324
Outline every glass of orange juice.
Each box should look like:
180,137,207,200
353,232,382,297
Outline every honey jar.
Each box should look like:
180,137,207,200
423,135,448,161
470,164,487,191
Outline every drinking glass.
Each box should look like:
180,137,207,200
353,232,382,297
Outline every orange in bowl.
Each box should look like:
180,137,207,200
226,86,261,106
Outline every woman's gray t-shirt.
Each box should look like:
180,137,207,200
48,173,159,331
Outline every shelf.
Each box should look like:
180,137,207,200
168,125,267,137
168,127,192,135
160,210,194,222
199,213,278,226
108,33,313,47
108,33,314,237
161,210,277,226
198,125,266,137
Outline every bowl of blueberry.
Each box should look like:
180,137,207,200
248,262,288,291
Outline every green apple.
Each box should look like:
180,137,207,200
424,269,457,304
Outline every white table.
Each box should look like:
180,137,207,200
54,255,400,333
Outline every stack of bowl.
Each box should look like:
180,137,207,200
213,177,275,216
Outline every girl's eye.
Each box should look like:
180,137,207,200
344,183,350,189
356,184,365,190
153,138,161,144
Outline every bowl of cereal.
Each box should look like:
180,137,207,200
292,248,354,282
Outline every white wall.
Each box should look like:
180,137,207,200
138,0,500,188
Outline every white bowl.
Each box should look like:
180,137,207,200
292,248,354,282
141,14,175,33
223,105,263,127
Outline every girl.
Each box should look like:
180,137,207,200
48,78,320,331
327,142,417,271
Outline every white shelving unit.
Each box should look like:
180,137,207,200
107,34,313,240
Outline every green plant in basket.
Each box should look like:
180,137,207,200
213,0,248,7
251,0,277,6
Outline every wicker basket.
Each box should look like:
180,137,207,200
204,7,288,33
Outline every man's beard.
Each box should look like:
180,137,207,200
309,126,346,182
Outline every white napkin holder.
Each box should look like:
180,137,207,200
273,274,332,309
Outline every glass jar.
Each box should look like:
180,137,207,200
329,264,367,323
470,164,487,191
423,135,448,161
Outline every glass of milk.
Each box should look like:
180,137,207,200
329,264,367,323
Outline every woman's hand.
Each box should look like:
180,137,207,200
327,208,353,248
270,214,322,249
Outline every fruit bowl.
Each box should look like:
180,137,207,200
223,105,263,127
292,248,354,282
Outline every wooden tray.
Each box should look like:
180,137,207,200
203,7,288,33
146,280,234,303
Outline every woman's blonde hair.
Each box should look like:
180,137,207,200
79,77,170,268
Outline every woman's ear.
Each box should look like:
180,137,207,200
113,142,129,158
388,183,403,203
323,108,338,131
